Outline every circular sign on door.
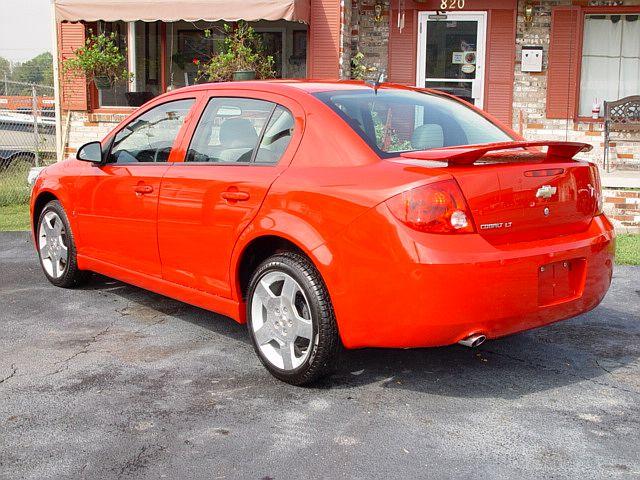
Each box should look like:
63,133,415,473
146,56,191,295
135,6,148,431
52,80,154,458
461,64,475,74
464,51,476,64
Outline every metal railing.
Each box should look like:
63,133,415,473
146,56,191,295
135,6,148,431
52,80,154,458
0,80,57,206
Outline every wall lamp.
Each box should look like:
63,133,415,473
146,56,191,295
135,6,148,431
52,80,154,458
524,1,534,27
374,0,385,24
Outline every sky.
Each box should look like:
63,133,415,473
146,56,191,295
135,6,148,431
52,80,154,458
0,0,53,62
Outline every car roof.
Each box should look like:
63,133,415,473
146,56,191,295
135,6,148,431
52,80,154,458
164,80,417,97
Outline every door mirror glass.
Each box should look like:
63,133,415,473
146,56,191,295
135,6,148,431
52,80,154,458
77,141,103,163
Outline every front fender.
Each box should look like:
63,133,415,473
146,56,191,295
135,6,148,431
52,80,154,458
30,178,75,242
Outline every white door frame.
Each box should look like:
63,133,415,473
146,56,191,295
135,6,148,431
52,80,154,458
416,11,487,109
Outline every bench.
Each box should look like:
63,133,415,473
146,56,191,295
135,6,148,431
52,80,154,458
604,95,640,172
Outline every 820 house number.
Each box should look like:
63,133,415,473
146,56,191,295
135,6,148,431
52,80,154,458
441,0,465,8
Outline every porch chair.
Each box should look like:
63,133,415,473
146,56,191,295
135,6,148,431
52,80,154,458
603,95,640,172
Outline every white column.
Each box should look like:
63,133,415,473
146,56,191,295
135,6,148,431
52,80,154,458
50,0,63,162
127,21,137,92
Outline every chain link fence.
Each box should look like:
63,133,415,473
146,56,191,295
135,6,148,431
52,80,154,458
0,80,57,207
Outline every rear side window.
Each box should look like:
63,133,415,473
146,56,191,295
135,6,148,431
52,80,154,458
256,106,294,164
108,99,195,163
186,98,294,165
314,89,512,158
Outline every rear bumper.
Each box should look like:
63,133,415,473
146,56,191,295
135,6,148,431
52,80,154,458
324,209,615,349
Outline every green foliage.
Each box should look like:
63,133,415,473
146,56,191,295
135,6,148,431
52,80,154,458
197,22,275,82
615,234,640,265
351,51,367,80
63,31,131,84
372,110,412,152
12,52,53,86
0,160,32,207
351,50,377,81
0,56,11,81
0,203,30,231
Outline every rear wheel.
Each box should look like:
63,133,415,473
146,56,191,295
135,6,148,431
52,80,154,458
247,252,339,385
37,200,90,288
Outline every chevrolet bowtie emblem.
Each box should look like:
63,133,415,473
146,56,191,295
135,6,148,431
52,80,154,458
536,185,557,199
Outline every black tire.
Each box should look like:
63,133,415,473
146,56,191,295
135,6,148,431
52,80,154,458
246,252,340,386
36,200,90,288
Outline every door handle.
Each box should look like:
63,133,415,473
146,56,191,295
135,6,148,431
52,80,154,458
134,184,154,195
221,190,250,202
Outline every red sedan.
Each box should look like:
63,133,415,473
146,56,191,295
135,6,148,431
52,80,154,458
30,81,615,385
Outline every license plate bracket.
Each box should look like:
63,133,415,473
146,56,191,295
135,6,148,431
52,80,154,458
538,258,586,306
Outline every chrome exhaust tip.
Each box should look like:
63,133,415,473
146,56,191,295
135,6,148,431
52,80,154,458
458,334,486,348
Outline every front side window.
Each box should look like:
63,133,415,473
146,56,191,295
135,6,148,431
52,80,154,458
108,99,195,163
314,89,512,158
186,97,294,164
579,14,640,117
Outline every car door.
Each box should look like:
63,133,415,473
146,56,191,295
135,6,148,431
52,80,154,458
74,97,197,276
158,92,302,298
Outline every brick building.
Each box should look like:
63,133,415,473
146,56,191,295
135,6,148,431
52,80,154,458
53,0,640,229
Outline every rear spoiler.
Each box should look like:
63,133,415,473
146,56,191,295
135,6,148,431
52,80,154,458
399,141,593,166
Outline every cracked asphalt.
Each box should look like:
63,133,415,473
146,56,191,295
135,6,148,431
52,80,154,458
1,231,639,479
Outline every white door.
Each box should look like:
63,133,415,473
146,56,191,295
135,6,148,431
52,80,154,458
416,11,487,109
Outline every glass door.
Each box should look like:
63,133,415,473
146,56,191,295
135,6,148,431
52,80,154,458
416,12,487,108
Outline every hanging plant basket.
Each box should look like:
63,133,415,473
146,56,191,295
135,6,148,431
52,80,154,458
93,76,113,90
232,70,256,81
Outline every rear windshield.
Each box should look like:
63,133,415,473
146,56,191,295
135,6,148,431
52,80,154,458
314,89,513,158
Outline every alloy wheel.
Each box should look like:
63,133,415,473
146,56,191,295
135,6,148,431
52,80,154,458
250,271,315,371
38,211,69,279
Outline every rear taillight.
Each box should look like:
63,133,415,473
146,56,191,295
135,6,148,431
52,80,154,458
589,163,603,215
386,179,476,234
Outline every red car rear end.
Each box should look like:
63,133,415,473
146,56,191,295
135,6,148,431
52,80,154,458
313,88,614,349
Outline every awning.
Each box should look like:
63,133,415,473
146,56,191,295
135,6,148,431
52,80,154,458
54,0,311,23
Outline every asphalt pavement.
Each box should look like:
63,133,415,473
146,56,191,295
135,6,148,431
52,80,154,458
1,231,639,479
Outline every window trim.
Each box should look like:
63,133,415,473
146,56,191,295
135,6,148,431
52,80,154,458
574,6,640,122
104,97,197,165
182,96,293,167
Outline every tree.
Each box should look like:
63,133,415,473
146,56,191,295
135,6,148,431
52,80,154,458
12,52,54,86
0,56,10,79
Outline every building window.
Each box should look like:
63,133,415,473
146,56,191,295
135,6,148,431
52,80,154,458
579,14,640,117
93,21,308,109
98,21,165,108
97,21,129,108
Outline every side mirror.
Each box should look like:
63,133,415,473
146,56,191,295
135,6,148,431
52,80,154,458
77,141,103,163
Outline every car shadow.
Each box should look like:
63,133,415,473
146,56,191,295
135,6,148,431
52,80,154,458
81,274,639,399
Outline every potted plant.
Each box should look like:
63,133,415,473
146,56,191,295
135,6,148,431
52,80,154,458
63,31,132,90
197,22,275,82
350,50,377,81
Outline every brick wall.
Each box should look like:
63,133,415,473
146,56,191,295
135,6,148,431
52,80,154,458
603,188,640,233
513,0,640,170
64,112,126,156
340,0,354,78
349,0,390,78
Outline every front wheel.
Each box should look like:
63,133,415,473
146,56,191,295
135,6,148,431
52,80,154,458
247,252,340,385
37,200,90,288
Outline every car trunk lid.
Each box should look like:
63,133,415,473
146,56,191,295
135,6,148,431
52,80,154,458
400,142,600,243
